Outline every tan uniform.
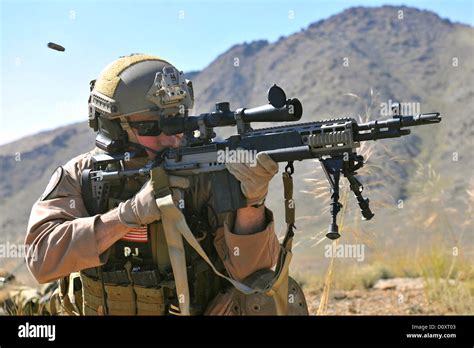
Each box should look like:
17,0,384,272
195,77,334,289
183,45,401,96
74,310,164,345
25,149,280,314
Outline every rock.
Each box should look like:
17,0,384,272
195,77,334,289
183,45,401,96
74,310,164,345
332,291,347,300
373,279,396,290
373,277,425,291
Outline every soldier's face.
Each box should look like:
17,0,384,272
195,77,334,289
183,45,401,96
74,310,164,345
128,115,183,159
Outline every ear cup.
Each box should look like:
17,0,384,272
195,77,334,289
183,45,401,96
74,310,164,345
98,118,125,140
95,117,128,153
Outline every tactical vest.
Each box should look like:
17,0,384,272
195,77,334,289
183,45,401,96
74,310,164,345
78,156,226,316
53,151,309,316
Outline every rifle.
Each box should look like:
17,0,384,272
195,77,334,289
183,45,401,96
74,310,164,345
83,85,441,240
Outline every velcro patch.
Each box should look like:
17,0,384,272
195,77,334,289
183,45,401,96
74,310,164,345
39,166,64,201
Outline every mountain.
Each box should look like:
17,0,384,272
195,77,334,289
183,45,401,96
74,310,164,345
1,6,472,284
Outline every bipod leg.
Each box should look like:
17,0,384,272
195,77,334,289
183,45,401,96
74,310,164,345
344,172,374,221
321,158,344,240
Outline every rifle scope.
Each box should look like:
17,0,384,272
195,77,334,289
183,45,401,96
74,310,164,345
160,84,302,135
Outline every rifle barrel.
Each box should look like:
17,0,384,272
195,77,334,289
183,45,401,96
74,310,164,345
357,112,441,131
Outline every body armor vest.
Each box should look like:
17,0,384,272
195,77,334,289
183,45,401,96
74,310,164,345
79,157,226,315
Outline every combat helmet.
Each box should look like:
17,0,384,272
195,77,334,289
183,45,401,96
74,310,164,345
88,54,194,153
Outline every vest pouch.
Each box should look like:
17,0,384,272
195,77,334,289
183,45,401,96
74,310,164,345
80,272,106,315
133,285,166,315
103,283,136,315
81,270,137,315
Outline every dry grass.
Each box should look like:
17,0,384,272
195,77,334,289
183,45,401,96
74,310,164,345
1,286,50,315
417,245,474,314
297,247,474,314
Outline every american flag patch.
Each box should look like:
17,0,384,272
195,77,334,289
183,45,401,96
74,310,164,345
121,226,148,243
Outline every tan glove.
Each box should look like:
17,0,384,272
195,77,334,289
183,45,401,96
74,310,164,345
117,176,190,227
225,152,279,206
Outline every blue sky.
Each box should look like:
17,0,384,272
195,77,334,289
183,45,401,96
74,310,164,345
1,0,473,145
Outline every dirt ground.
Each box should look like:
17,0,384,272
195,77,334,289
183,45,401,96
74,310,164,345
305,278,442,315
0,276,467,315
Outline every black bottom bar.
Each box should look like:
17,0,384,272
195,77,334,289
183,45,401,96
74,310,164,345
0,315,472,346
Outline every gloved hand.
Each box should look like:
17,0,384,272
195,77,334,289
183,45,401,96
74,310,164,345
226,152,279,206
117,176,190,227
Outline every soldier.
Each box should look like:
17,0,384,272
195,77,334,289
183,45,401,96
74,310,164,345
25,54,308,315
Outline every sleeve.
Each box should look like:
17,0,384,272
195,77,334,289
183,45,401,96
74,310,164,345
213,208,280,282
24,152,109,284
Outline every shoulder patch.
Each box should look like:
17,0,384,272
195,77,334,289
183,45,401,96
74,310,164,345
39,166,64,201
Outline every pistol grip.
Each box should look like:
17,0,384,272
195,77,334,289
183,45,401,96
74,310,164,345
210,170,247,213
